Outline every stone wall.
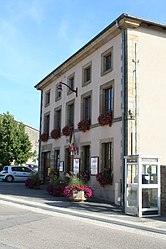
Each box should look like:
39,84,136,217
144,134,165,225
161,165,166,216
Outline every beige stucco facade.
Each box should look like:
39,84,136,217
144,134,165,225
35,14,166,204
25,125,39,165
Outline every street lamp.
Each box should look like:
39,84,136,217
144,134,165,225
57,81,78,97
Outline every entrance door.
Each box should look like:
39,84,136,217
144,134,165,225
125,163,138,215
42,152,50,183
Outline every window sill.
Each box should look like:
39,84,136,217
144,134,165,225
82,80,91,87
101,68,113,76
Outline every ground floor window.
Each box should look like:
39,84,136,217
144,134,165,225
41,151,50,183
81,145,90,172
101,142,113,172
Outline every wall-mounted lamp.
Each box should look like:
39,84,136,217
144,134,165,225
57,81,78,97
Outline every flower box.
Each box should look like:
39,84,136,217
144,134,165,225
97,112,112,126
62,125,73,136
40,133,48,142
64,184,93,201
77,119,90,132
96,169,113,187
51,129,61,139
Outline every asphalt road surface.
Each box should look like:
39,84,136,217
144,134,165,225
0,200,166,249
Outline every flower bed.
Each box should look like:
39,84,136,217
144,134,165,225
47,177,67,197
97,112,112,126
77,119,90,132
47,182,67,196
64,185,93,198
25,173,41,189
63,176,93,199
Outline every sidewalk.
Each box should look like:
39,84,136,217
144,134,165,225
0,182,166,235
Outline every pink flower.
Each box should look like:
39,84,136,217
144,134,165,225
64,185,93,198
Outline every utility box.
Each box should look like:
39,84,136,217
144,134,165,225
124,155,160,217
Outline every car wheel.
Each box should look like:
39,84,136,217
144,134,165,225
6,175,14,182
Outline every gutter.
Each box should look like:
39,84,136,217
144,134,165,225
121,29,128,210
115,19,128,210
38,90,43,181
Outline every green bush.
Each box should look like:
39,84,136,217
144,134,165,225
0,163,3,171
68,177,85,187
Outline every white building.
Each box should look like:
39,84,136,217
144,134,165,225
35,13,166,205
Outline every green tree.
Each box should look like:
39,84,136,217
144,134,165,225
0,112,32,165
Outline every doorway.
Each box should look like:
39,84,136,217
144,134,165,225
42,152,50,183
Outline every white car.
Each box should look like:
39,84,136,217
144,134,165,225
26,164,38,172
0,165,35,182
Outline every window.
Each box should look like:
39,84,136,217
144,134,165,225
12,167,21,171
54,108,61,130
100,82,114,115
67,73,75,94
82,95,91,122
81,145,90,172
101,47,113,75
82,62,92,85
22,167,31,172
45,90,50,106
41,152,51,183
55,84,61,101
101,142,113,170
44,113,50,135
104,87,113,113
67,102,74,126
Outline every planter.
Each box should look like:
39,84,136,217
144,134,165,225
69,190,86,202
77,119,90,132
98,112,112,126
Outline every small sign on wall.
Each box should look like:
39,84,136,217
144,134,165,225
91,157,99,175
59,161,64,172
73,158,80,174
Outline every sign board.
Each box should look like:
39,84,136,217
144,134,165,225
59,161,64,172
73,158,80,174
91,157,99,175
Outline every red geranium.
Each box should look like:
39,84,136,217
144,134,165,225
77,119,90,132
62,124,73,136
98,112,112,126
51,129,61,139
96,168,113,187
40,133,48,142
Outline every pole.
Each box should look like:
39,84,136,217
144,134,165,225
133,43,139,155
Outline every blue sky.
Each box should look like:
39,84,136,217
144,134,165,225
0,0,165,129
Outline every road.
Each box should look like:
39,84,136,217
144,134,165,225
0,199,166,249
